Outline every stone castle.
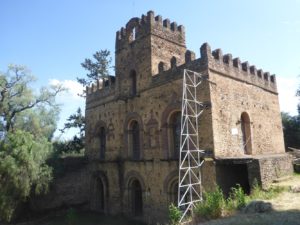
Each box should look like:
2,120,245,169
32,11,293,223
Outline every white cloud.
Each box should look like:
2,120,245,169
277,76,299,115
49,79,85,140
49,79,83,101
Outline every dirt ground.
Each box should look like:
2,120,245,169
198,175,300,225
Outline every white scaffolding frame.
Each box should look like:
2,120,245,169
178,69,206,222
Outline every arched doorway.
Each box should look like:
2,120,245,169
130,179,143,216
241,112,252,155
91,176,106,212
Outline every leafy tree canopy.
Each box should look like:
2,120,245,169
54,108,85,155
0,64,64,134
0,64,64,222
76,50,112,97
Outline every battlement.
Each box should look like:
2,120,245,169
86,76,116,103
152,43,277,93
200,43,277,93
116,11,185,51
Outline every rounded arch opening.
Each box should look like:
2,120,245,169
128,120,141,160
93,121,107,160
168,111,181,159
90,173,108,213
130,70,137,96
128,178,143,216
241,112,252,155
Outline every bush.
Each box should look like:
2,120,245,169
66,208,77,225
226,185,246,211
168,203,182,225
194,187,225,220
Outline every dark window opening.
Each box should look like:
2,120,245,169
171,56,177,69
158,62,165,73
241,112,252,155
131,179,143,216
131,121,140,160
99,127,106,159
130,70,137,96
170,112,181,159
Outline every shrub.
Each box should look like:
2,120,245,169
168,203,182,225
66,208,77,225
226,185,246,212
194,187,225,220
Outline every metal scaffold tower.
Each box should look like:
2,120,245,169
178,69,206,222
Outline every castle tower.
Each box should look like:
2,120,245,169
115,11,186,97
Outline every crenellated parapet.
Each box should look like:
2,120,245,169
152,49,205,85
116,10,185,51
152,43,277,93
86,76,116,104
200,43,277,93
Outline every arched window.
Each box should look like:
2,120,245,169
99,127,106,159
130,179,143,216
130,121,140,160
130,70,137,96
171,56,177,69
158,62,165,73
241,112,252,155
169,111,181,159
169,180,178,205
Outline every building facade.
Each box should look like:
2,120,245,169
85,11,292,223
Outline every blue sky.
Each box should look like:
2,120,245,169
1,0,299,139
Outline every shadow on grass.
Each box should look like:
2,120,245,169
198,209,300,225
15,211,146,225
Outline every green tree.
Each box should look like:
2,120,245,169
54,108,85,155
0,130,53,221
282,112,300,149
58,50,112,154
0,64,63,133
77,50,112,97
0,65,63,221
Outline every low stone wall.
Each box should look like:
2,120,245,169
254,154,293,188
30,157,90,212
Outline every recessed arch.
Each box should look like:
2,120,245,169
90,171,109,213
161,103,181,159
124,170,145,216
171,56,177,69
130,70,137,96
124,113,144,159
241,112,252,155
93,121,107,159
163,170,179,204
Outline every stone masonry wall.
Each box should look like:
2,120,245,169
201,44,285,157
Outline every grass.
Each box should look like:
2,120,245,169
192,181,286,223
249,181,286,200
192,174,300,225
